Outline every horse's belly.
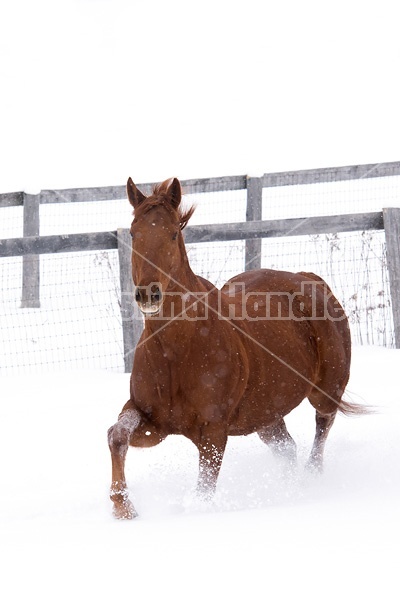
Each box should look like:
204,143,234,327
227,322,318,434
227,379,311,435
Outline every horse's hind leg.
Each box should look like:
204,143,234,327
306,410,337,472
258,418,297,463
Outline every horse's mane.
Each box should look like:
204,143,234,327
134,181,195,230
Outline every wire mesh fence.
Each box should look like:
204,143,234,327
40,199,132,236
0,168,399,374
0,186,247,374
1,206,23,238
262,175,400,220
185,188,247,226
1,252,124,373
261,231,393,347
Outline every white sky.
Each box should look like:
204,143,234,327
1,0,399,192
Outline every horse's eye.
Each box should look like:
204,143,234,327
172,232,178,241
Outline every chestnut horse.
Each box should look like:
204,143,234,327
108,177,362,519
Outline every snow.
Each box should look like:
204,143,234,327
1,345,399,599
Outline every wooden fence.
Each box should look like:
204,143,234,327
1,161,400,372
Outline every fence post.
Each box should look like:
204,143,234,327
21,192,41,308
383,207,400,348
117,228,143,372
245,176,263,271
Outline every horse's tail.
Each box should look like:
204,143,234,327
337,397,372,416
335,387,376,416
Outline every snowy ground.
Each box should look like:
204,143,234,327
1,345,399,599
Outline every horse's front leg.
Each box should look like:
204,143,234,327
194,423,228,500
107,403,140,519
107,400,165,519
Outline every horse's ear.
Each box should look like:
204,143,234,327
167,178,182,209
127,177,146,208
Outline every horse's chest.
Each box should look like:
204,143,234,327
132,324,247,434
133,345,238,434
132,355,194,431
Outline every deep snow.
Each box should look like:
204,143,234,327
1,345,399,599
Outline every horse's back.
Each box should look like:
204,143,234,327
222,268,349,341
222,267,351,356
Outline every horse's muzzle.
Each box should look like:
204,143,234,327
135,284,163,315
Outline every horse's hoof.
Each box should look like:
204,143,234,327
112,500,138,520
305,458,323,475
195,484,216,503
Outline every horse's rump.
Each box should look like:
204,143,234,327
221,268,352,418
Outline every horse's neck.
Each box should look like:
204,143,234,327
144,267,212,351
170,240,210,296
144,235,214,347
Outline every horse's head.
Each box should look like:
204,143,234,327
127,177,194,316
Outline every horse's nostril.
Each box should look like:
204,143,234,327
135,288,142,303
151,286,162,303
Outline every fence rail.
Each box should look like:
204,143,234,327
1,161,400,372
0,211,386,256
2,161,400,208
